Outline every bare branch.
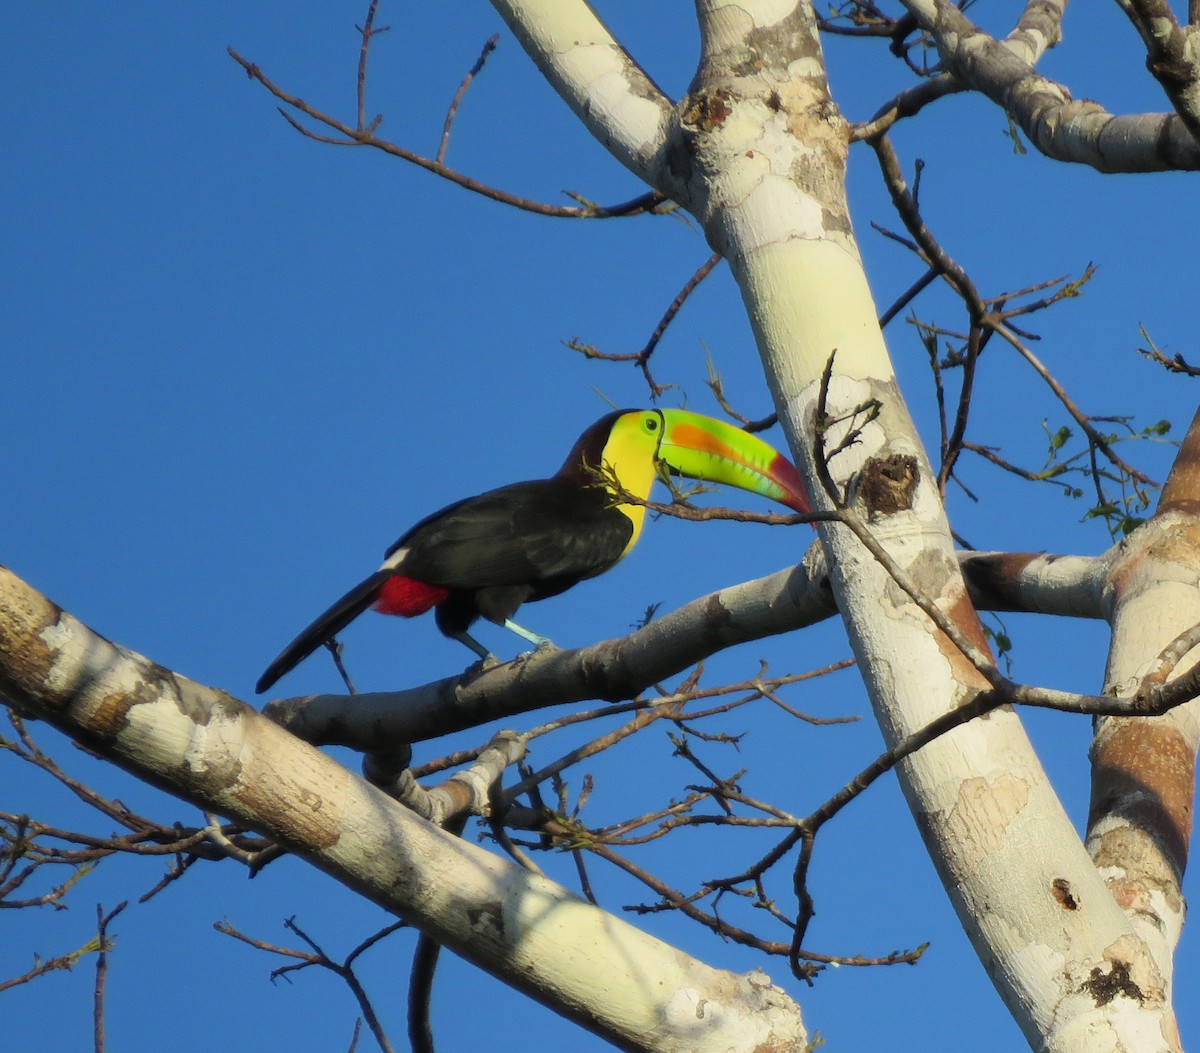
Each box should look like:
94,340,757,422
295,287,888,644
227,47,668,219
991,322,1158,489
1116,0,1200,141
566,253,722,400
1139,325,1200,376
900,0,1200,171
217,917,404,1053
0,938,99,994
704,358,779,432
354,0,389,134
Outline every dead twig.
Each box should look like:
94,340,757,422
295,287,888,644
216,916,405,1053
437,35,499,165
566,253,723,399
228,46,668,220
93,901,128,1053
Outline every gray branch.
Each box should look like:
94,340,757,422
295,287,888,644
265,548,1107,750
903,0,1200,170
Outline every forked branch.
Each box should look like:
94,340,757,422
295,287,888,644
226,37,667,219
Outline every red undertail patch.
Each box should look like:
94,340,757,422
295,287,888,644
372,576,450,618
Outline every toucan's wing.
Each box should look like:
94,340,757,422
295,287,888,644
388,480,633,588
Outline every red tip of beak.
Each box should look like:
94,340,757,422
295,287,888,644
770,452,813,516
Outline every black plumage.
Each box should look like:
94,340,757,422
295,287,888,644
255,407,810,695
256,420,632,695
388,479,633,633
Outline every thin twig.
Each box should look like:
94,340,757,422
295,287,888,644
228,48,668,219
438,35,499,165
992,322,1157,487
355,0,389,134
566,253,723,399
878,265,938,327
705,357,779,432
215,916,403,1053
93,901,128,1053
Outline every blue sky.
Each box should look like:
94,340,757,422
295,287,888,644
3,3,1198,1050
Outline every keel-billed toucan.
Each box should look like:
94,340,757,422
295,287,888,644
255,408,810,694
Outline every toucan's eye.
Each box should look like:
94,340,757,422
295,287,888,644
644,416,659,433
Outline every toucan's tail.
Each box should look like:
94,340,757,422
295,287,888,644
255,570,392,694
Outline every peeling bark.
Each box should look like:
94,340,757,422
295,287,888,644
1085,409,1200,1030
488,1,1189,1047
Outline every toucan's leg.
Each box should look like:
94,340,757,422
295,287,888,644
448,630,494,661
501,618,555,650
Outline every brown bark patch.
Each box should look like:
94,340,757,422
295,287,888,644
1089,719,1193,880
1079,959,1145,1007
943,582,995,663
859,454,919,516
0,573,72,712
958,551,1043,613
1158,406,1200,513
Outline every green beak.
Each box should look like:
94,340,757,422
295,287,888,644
655,409,811,514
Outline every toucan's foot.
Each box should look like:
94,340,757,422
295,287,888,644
516,638,558,666
510,637,559,667
458,652,503,682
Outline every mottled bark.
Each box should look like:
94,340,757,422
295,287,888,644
0,564,808,1053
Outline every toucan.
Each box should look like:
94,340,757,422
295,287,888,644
255,408,810,694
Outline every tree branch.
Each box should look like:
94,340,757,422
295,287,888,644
227,45,666,219
900,0,1200,171
1116,0,1200,142
488,0,675,182
0,564,809,1052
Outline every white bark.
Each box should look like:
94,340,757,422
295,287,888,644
492,0,1183,1047
489,0,674,177
0,565,809,1053
1006,0,1067,64
1079,419,1200,1053
960,551,1107,618
856,1,1066,140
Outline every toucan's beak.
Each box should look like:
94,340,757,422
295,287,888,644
655,409,811,515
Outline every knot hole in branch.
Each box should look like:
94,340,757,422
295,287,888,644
859,454,919,516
